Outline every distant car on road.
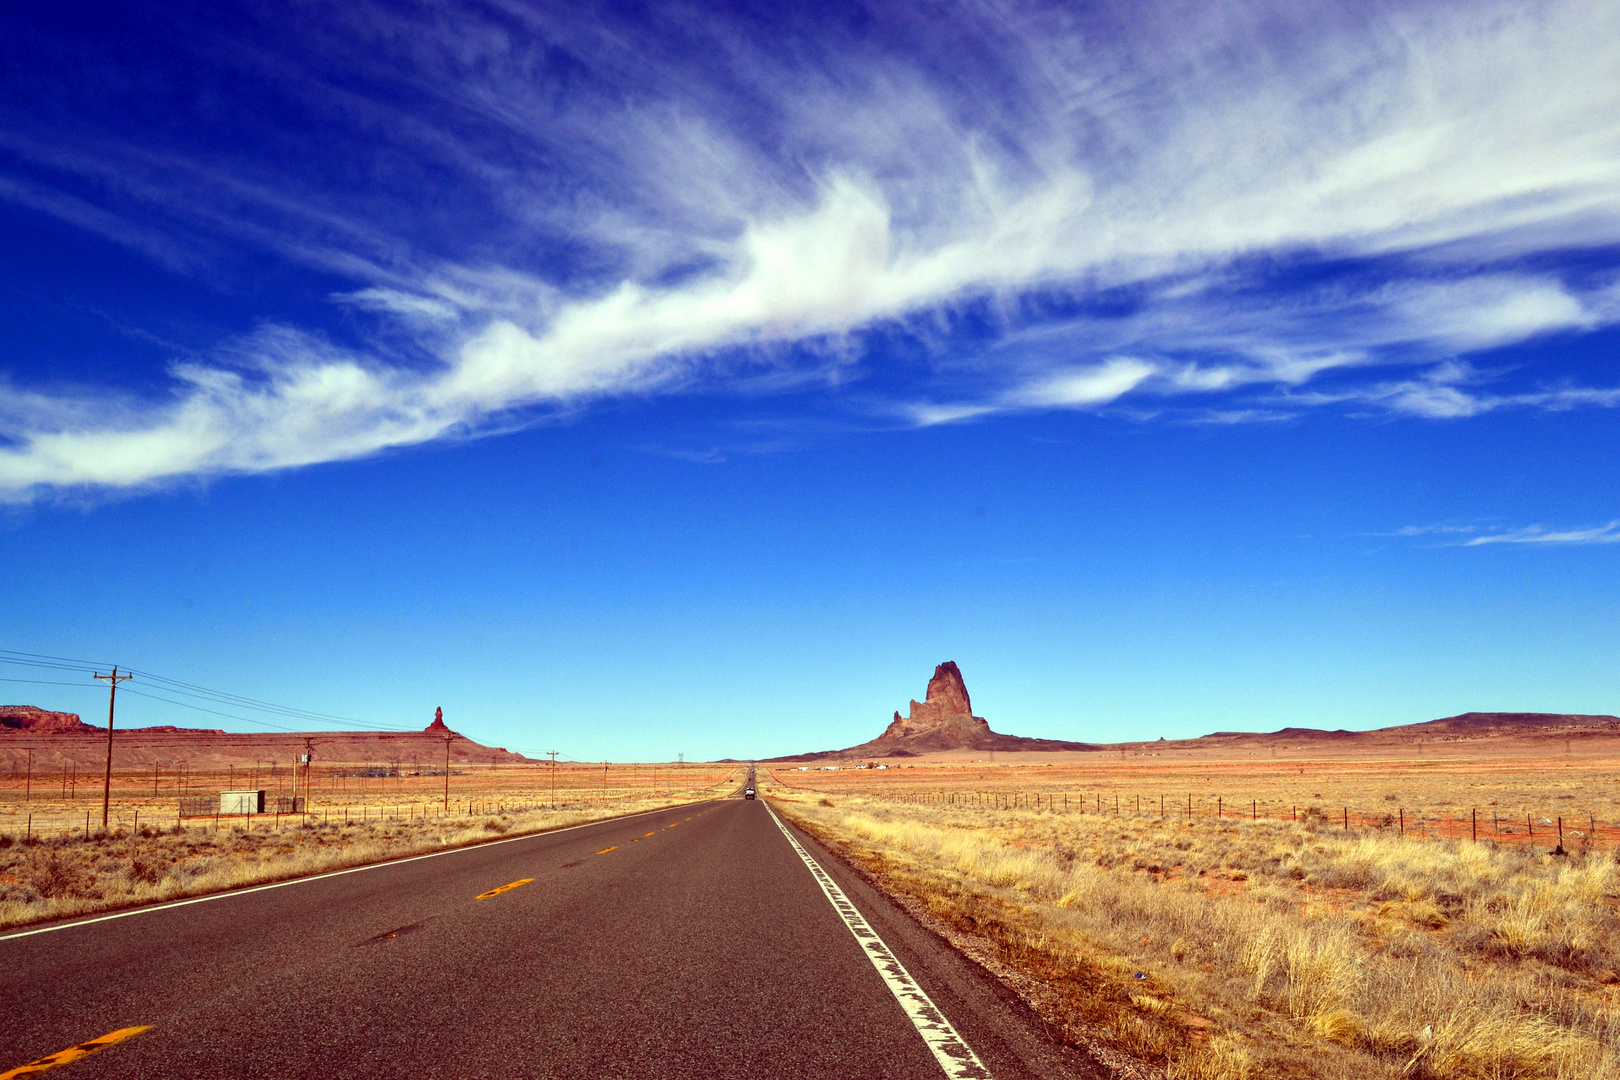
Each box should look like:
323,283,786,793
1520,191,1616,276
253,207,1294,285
744,787,756,800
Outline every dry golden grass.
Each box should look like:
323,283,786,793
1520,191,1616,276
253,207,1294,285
782,752,1620,847
769,762,1620,1080
0,765,740,931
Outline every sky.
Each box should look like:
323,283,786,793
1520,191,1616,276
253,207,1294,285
1,0,1618,762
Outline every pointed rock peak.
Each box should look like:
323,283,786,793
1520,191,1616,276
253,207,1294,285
853,660,992,752
923,662,972,717
425,706,451,734
783,658,1101,758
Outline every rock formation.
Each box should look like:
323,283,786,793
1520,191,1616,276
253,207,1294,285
425,706,452,734
774,662,1100,759
0,706,98,735
883,661,978,733
869,662,996,750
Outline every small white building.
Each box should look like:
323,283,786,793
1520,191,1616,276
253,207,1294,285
220,789,266,815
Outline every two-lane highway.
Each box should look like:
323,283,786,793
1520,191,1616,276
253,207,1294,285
3,799,1100,1079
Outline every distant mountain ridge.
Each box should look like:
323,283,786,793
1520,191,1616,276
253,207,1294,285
1187,712,1620,745
0,706,535,770
768,667,1620,760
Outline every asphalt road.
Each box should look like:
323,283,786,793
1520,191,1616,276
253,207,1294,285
2,798,1101,1079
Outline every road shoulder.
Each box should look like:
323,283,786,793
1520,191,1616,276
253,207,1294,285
769,800,1122,1080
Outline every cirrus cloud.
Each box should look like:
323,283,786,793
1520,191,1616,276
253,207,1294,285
2,0,1619,501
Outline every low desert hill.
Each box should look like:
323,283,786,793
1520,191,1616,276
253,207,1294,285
1114,712,1620,756
0,705,535,770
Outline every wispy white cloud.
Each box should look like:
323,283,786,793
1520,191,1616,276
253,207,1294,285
2,0,1620,500
1464,522,1620,546
1392,521,1620,545
1394,524,1481,537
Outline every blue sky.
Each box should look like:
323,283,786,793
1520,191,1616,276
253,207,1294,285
2,1,1618,761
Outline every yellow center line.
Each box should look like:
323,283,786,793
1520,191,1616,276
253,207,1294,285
1,1026,150,1078
644,832,655,836
474,878,533,900
596,846,618,854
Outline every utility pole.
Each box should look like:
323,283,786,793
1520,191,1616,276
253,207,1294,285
603,760,609,797
94,666,131,830
301,737,317,814
547,752,559,807
442,732,454,812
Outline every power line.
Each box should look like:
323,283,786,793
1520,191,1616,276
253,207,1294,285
1,648,553,755
0,649,107,664
114,686,320,733
1,649,399,733
121,669,401,730
0,678,100,688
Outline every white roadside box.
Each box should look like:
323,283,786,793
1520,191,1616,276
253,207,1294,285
220,789,266,815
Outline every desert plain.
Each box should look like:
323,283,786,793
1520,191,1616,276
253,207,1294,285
5,709,1620,1080
762,734,1620,1080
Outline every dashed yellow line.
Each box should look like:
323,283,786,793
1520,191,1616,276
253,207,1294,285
475,878,533,900
596,846,618,854
644,832,655,837
1,1026,150,1078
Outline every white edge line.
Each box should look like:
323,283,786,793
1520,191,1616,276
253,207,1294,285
0,801,713,943
764,801,992,1080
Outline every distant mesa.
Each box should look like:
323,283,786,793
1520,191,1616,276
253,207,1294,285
129,725,226,735
0,706,98,735
778,661,1099,760
1186,712,1620,746
1410,712,1620,737
0,702,530,770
